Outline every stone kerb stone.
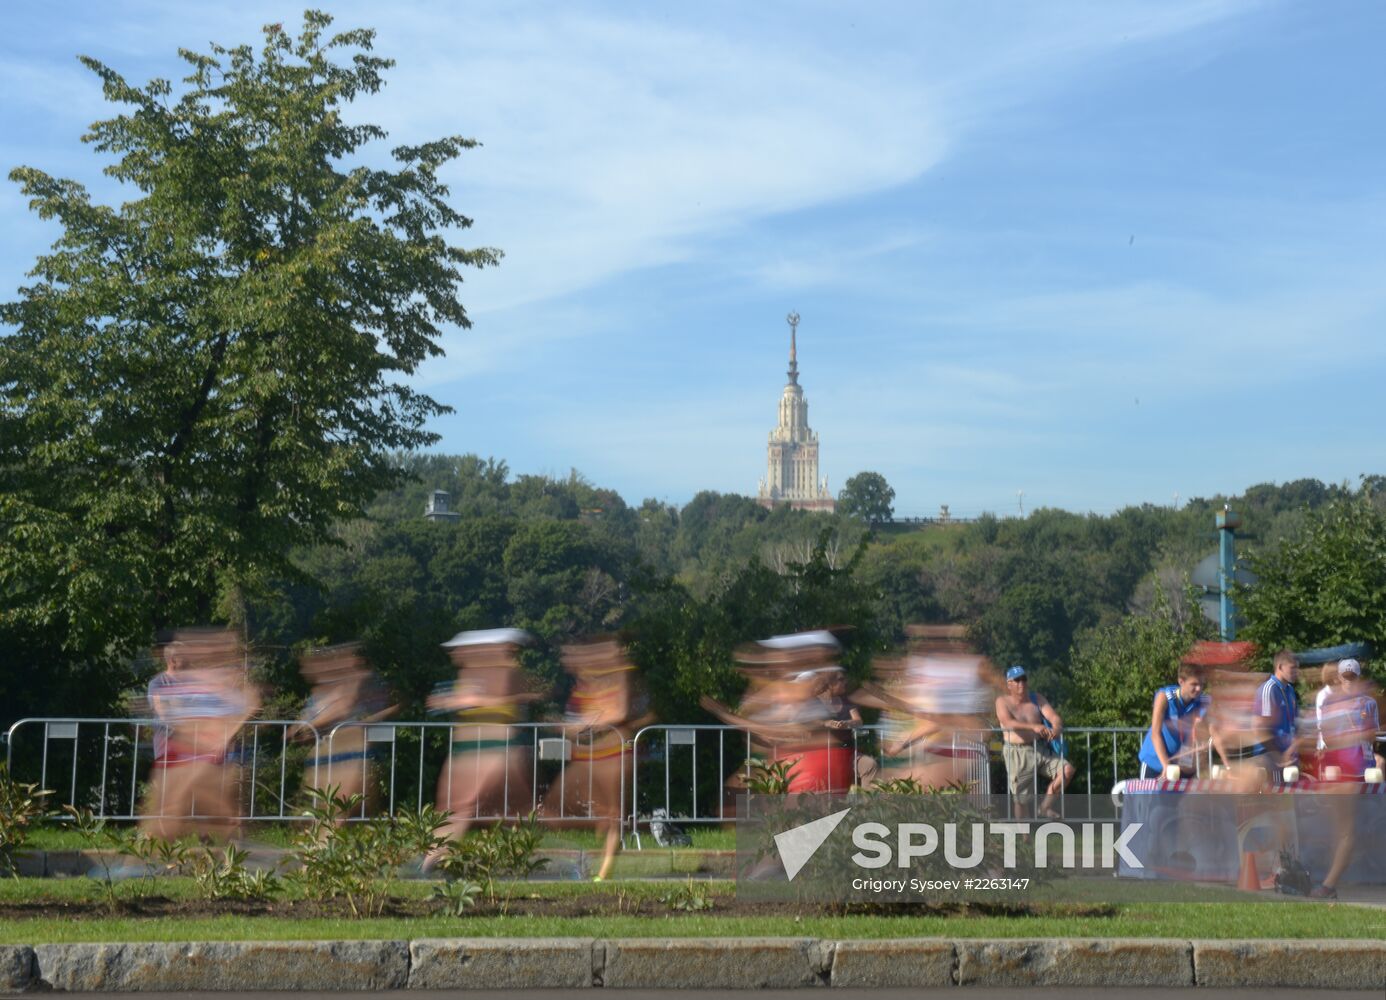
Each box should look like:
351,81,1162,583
957,938,1194,987
600,937,832,988
408,938,594,990
32,940,409,992
1194,939,1386,990
829,939,954,987
0,946,35,993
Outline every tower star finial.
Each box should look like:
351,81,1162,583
786,311,800,384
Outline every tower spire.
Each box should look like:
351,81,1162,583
786,310,800,385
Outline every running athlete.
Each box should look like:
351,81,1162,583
544,636,653,881
139,627,258,840
425,628,541,869
295,642,398,820
1312,658,1380,898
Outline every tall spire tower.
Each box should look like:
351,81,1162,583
757,312,834,512
787,310,799,384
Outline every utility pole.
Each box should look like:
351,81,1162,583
1217,505,1241,641
1017,489,1025,517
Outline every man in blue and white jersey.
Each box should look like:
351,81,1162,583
1258,649,1302,775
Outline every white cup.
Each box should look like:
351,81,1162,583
1323,765,1342,781
1365,768,1384,784
1209,764,1225,780
1164,764,1182,781
1282,765,1300,784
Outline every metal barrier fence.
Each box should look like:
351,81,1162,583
4,718,316,821
11,717,1368,837
4,717,626,831
625,724,1200,844
322,721,626,828
627,723,995,847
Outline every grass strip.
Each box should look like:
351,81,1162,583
1,901,1383,944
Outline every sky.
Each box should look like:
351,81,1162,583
3,1,1385,518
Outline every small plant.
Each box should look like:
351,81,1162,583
63,807,128,907
869,776,926,795
188,843,281,901
64,807,199,902
745,758,795,794
429,877,482,916
0,766,51,876
659,875,714,911
436,814,549,906
285,786,449,918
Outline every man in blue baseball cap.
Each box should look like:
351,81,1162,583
995,665,1074,818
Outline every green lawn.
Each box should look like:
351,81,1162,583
3,905,1382,944
0,877,1381,943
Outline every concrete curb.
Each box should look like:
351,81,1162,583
29,940,409,992
602,937,832,988
409,938,594,990
830,938,953,987
1194,939,1386,989
2,937,1382,991
956,938,1193,986
0,948,34,994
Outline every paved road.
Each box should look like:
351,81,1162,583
46,990,1383,999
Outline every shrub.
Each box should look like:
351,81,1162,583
0,766,50,876
286,785,449,918
435,813,548,905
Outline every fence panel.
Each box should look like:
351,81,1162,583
5,717,315,822
323,720,626,832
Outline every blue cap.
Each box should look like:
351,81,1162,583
1005,665,1027,681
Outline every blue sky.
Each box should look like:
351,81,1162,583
4,1,1384,517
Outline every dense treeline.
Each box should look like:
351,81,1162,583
12,457,1378,729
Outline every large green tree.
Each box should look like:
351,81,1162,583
0,14,496,678
1238,488,1386,658
837,471,895,525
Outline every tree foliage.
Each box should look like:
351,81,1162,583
1238,487,1386,657
0,13,496,673
1065,586,1211,726
838,471,895,524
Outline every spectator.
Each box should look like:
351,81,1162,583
1259,649,1303,777
995,665,1074,818
1138,663,1228,778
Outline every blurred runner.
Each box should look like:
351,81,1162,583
139,627,259,840
1311,658,1379,897
544,635,654,881
425,628,541,869
294,641,398,820
1207,668,1275,790
703,631,856,792
855,625,996,791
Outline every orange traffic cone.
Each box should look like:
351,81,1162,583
1237,851,1261,892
